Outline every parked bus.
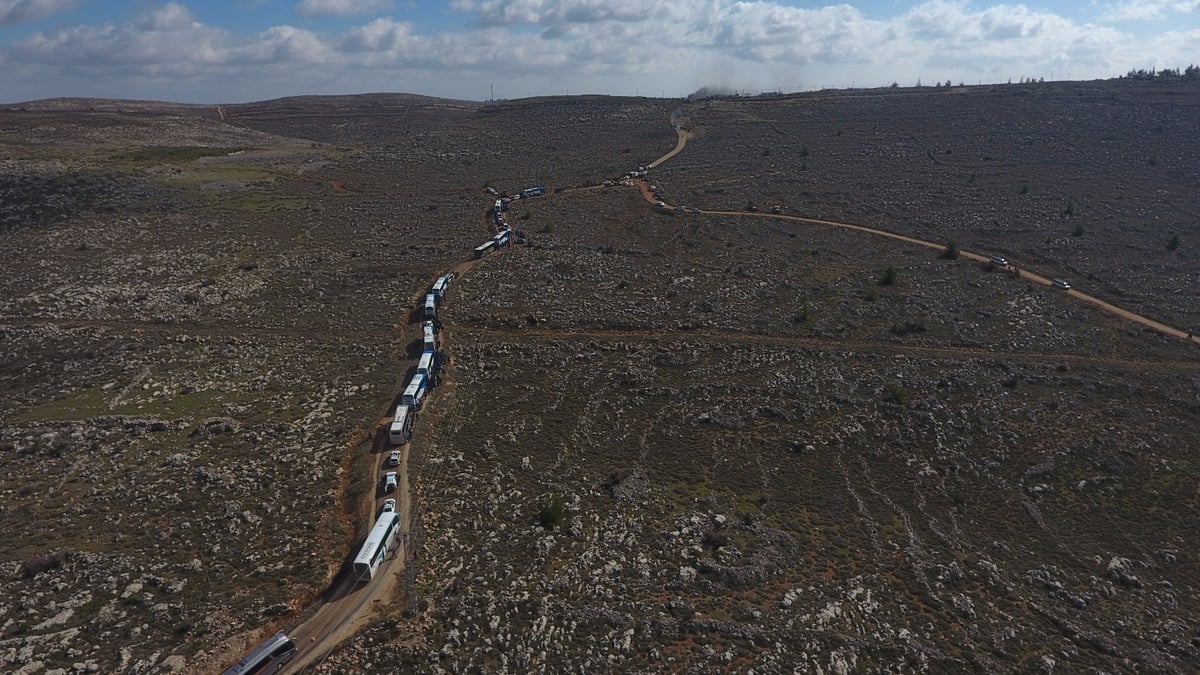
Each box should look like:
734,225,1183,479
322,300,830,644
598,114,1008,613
417,350,435,376
422,321,437,351
402,373,427,408
431,275,449,299
388,403,413,444
473,241,496,258
222,631,297,675
423,293,437,319
352,512,401,581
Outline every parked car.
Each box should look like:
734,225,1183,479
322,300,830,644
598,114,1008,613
383,472,398,492
1052,278,1071,289
989,254,1009,267
382,498,396,513
387,450,401,466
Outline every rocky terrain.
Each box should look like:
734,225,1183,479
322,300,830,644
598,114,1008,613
2,83,1198,673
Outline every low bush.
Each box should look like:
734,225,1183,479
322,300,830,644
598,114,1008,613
19,548,71,579
538,494,568,530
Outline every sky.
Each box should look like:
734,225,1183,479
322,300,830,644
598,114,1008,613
0,0,1196,103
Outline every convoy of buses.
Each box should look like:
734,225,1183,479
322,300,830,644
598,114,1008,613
223,185,547,674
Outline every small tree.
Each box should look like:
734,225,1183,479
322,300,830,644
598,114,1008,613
1168,234,1180,251
879,266,898,286
940,240,960,260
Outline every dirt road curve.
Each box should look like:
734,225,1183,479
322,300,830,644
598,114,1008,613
645,117,1196,346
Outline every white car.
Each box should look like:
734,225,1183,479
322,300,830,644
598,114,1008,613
1052,278,1071,290
382,498,397,513
387,450,401,466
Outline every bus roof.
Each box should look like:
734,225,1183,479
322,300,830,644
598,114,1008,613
353,513,400,567
223,631,293,675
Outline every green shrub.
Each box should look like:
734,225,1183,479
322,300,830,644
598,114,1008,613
879,266,898,286
1168,234,1180,251
940,241,959,259
793,298,813,322
883,382,909,404
538,494,568,530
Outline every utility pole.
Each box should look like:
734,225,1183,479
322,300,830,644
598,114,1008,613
490,83,494,102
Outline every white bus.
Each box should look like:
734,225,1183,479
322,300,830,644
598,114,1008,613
417,350,435,376
222,631,297,675
402,373,427,408
352,512,401,581
422,322,437,352
388,403,413,444
431,275,449,299
473,240,496,258
423,293,437,319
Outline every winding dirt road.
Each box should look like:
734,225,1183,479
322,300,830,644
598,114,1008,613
651,114,1198,346
234,102,1194,675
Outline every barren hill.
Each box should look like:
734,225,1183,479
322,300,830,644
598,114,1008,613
1,83,1198,674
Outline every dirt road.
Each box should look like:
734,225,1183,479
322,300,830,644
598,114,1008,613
643,119,1197,346
238,104,1194,673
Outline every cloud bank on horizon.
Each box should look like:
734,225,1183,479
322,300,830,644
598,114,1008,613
0,0,1196,103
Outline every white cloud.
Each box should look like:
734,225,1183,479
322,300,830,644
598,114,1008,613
0,0,1196,103
135,2,197,31
296,0,394,17
472,0,661,25
8,3,332,74
0,0,76,26
1103,0,1200,21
